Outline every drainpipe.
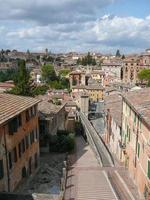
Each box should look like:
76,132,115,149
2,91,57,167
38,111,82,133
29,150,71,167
135,115,140,168
3,125,10,192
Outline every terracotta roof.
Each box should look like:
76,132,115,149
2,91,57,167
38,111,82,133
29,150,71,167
86,84,104,90
38,100,65,115
123,88,150,128
0,93,40,125
69,71,85,75
72,85,86,89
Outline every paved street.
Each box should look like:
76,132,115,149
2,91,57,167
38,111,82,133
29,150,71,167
91,102,105,135
64,136,118,200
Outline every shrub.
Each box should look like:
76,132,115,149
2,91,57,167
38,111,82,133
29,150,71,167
49,133,75,153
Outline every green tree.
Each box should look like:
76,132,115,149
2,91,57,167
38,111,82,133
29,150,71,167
77,58,81,65
41,64,57,83
79,52,97,66
0,69,16,82
32,85,49,96
122,54,125,59
49,80,62,89
138,69,150,86
60,77,70,89
59,69,70,77
116,49,121,57
9,60,32,96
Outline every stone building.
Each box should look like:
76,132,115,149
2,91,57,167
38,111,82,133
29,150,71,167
101,63,122,80
122,52,150,85
86,85,104,102
69,71,86,89
79,93,89,115
0,93,40,192
90,70,105,86
122,58,141,84
72,84,104,102
121,88,150,197
104,94,122,161
38,99,67,149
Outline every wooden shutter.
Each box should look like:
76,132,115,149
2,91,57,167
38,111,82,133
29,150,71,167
0,160,4,179
148,160,150,179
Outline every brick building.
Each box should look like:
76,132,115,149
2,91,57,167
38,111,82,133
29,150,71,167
0,93,40,192
122,58,141,84
121,89,150,197
38,99,67,149
104,94,122,161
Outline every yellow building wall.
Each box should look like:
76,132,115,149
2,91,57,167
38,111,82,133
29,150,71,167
88,89,103,102
0,108,39,192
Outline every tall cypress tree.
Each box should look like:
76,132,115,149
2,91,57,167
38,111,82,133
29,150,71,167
10,60,32,96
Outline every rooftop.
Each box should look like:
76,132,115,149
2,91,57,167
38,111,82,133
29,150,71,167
123,88,150,128
86,84,104,90
0,93,40,125
38,99,66,116
104,94,122,127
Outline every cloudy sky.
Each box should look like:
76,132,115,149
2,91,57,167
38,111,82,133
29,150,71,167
0,0,150,53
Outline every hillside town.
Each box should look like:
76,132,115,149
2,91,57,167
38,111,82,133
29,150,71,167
0,47,150,200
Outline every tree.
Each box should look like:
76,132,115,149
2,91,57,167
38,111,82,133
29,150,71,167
77,52,97,66
77,58,81,65
59,69,70,77
32,85,49,96
41,64,57,83
9,60,32,96
0,69,16,82
122,54,125,59
138,69,150,86
116,49,121,57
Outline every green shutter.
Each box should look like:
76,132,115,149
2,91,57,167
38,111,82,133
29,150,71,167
128,129,130,142
134,113,136,123
137,143,140,158
148,160,150,179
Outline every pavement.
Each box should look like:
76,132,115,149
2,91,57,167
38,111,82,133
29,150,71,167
64,136,143,200
64,136,118,200
90,102,105,135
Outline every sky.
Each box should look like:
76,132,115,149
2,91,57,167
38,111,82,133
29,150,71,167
0,0,150,54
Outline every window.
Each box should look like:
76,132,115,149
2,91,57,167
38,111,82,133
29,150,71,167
8,115,22,135
18,114,22,127
30,131,34,144
12,147,17,163
25,135,29,149
18,143,22,158
137,143,140,158
22,139,25,153
34,153,38,169
148,160,150,179
128,129,131,142
8,117,18,134
26,106,36,121
26,110,30,121
134,112,136,124
129,107,131,116
34,128,38,141
0,160,4,179
8,152,12,169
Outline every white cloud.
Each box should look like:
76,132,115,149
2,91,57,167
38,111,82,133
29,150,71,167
0,0,114,24
1,8,150,53
93,15,150,49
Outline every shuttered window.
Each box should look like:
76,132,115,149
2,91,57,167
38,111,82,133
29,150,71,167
0,160,4,179
137,143,140,158
8,152,12,169
148,160,150,179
